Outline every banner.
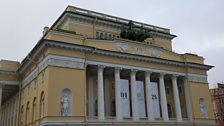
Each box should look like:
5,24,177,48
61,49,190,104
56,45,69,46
136,81,146,117
120,79,130,117
150,82,160,118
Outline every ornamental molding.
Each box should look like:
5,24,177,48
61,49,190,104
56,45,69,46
0,70,17,76
22,54,85,88
187,74,208,83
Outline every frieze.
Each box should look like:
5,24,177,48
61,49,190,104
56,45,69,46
188,74,208,83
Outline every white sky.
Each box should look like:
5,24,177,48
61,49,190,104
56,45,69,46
0,0,223,88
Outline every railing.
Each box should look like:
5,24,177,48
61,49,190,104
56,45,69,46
68,6,170,33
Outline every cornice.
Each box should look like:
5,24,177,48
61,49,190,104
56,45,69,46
150,31,176,40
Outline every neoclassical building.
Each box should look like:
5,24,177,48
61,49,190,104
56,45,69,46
0,6,216,126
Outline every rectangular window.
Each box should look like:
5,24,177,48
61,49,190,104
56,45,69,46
96,32,99,39
104,33,108,40
109,34,112,40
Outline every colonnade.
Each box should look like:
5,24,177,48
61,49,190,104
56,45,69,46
89,65,193,122
0,92,19,126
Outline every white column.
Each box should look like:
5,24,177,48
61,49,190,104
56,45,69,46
130,69,139,121
184,77,193,121
97,65,105,120
159,73,169,121
87,76,94,116
145,71,154,121
115,67,122,120
172,75,182,122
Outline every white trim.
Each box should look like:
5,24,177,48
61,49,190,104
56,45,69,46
0,81,20,85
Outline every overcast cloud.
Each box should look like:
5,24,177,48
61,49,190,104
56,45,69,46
0,0,223,88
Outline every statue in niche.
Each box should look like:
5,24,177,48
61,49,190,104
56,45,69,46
61,90,71,116
199,98,208,118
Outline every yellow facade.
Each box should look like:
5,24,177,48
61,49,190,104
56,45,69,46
0,6,216,126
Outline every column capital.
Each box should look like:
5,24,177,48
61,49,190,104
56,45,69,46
98,65,105,70
131,69,138,74
145,71,152,75
172,74,179,79
114,67,122,71
159,72,166,77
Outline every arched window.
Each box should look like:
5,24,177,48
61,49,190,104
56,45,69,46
61,89,72,116
32,98,37,123
199,98,208,118
40,92,45,118
25,102,30,124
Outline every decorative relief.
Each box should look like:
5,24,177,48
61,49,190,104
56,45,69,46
149,47,162,58
115,43,129,53
188,74,208,83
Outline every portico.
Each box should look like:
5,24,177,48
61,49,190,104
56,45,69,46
86,63,192,122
